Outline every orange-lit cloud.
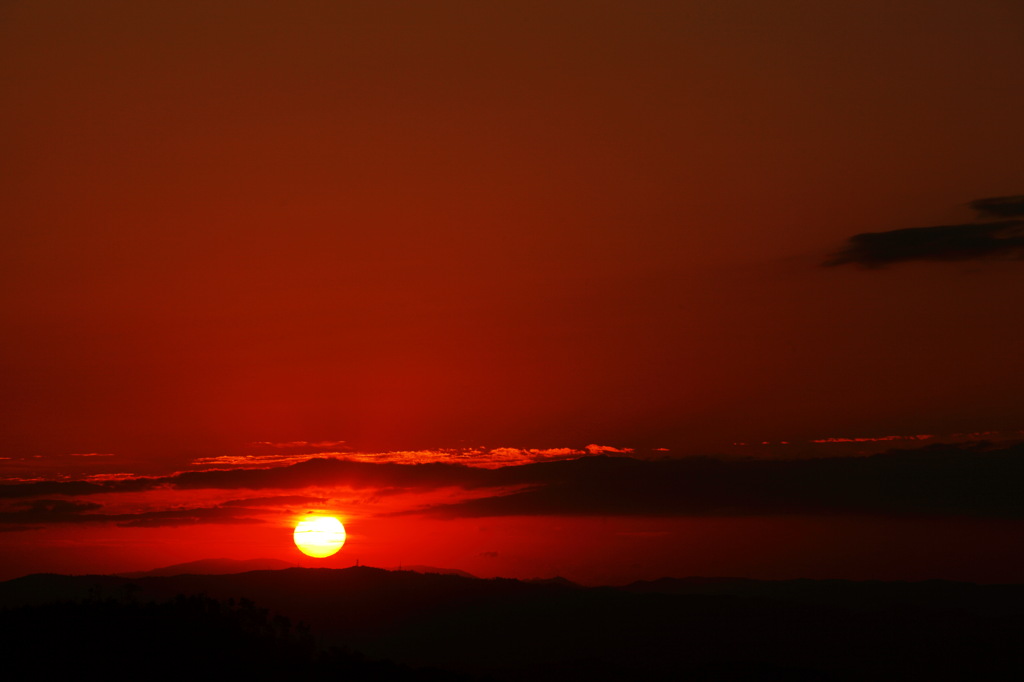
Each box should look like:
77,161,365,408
191,454,324,469
810,435,934,444
85,473,143,482
192,446,618,471
584,445,635,455
4,442,1021,539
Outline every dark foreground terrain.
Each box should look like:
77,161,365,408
2,567,1021,681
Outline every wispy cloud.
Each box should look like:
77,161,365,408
193,446,612,471
810,434,934,444
826,195,1024,267
826,221,1024,267
585,444,634,454
408,443,1024,520
0,499,267,529
3,442,1021,531
191,454,322,469
84,473,142,482
969,195,1024,219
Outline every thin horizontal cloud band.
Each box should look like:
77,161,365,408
1,443,1021,527
827,195,1024,267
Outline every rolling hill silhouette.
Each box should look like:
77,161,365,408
388,565,478,579
118,557,295,578
2,567,1021,680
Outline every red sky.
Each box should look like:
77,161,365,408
2,1,1023,582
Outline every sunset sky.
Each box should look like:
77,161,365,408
2,1,1022,584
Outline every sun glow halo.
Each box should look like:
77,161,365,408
293,516,346,558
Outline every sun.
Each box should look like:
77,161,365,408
293,516,346,558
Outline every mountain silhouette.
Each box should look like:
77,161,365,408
118,557,295,578
388,565,478,579
2,567,1021,680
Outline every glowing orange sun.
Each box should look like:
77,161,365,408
293,516,346,558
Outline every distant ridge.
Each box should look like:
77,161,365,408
1,567,1021,680
118,557,294,578
524,575,581,588
389,565,477,579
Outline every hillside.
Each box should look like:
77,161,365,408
2,567,1022,680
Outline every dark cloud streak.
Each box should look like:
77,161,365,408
2,444,1022,524
970,195,1024,219
827,194,1024,267
0,458,490,500
411,443,1024,520
825,221,1024,267
0,500,265,529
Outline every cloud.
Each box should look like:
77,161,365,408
585,444,634,454
113,508,265,528
0,498,265,529
826,194,1024,267
190,446,601,471
0,476,162,499
85,473,141,482
407,443,1024,520
169,457,493,492
969,195,1024,219
3,444,1021,527
811,434,933,444
0,525,42,533
191,454,323,468
825,220,1024,267
0,499,103,524
0,457,492,500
